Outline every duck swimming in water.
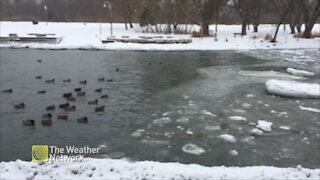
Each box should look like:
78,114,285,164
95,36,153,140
14,103,25,109
46,105,55,111
22,119,35,126
95,105,105,112
77,117,88,123
88,99,98,105
2,89,13,93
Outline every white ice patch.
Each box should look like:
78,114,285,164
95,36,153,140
287,68,315,77
299,106,320,113
182,143,205,155
200,109,217,117
229,116,247,121
266,79,320,98
241,103,252,108
176,117,190,123
153,117,172,125
186,129,194,135
229,150,239,156
239,70,305,79
233,109,246,114
279,126,290,131
256,120,272,132
131,129,145,137
217,134,237,143
251,128,264,136
204,125,221,131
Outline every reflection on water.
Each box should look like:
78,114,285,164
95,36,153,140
0,48,319,168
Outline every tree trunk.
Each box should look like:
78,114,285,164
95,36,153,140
201,23,210,36
253,25,258,32
271,23,281,42
241,20,247,35
289,24,295,34
303,24,314,38
296,25,301,33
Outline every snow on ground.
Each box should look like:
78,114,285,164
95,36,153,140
266,79,320,98
256,120,273,132
1,158,319,180
299,106,320,113
287,68,315,77
0,21,319,50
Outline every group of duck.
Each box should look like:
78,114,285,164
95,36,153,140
2,59,119,127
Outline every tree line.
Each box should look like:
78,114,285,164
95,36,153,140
1,0,319,38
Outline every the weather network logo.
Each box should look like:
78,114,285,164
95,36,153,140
32,145,49,162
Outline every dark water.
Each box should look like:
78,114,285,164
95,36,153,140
0,48,319,168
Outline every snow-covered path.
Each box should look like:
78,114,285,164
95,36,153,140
0,21,319,50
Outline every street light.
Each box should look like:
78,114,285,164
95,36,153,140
103,1,113,36
44,5,48,25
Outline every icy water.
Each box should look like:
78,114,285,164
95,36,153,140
0,48,319,168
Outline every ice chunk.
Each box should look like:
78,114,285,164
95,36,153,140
131,129,145,137
229,150,239,156
204,125,221,131
153,117,172,125
241,103,252,108
251,128,263,136
182,143,205,155
279,126,290,131
239,70,305,79
176,117,189,123
256,120,272,132
299,106,320,113
200,109,217,117
217,134,237,143
287,68,315,77
229,116,247,121
266,79,320,98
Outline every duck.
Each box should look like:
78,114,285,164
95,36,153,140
63,79,71,83
63,92,73,98
101,94,109,99
36,59,42,63
116,68,120,72
46,105,55,111
42,113,52,119
14,103,25,109
74,88,82,92
79,80,87,85
57,114,68,120
38,90,46,94
95,105,105,112
22,119,35,126
66,96,76,101
41,119,52,126
107,79,114,82
64,105,76,111
88,99,98,105
35,75,42,79
77,117,88,123
95,88,102,93
2,89,13,93
59,102,69,109
77,91,86,96
45,79,55,83
98,77,105,82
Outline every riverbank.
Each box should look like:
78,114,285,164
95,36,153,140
0,21,319,51
1,158,319,180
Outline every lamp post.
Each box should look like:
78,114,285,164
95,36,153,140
44,5,48,25
103,1,113,36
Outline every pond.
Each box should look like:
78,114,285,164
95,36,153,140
0,48,319,168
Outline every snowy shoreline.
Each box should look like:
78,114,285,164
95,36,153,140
1,158,320,180
1,21,319,51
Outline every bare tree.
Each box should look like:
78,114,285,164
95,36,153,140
298,0,320,38
271,0,291,42
232,0,252,35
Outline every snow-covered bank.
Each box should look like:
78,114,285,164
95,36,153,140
1,158,319,180
0,21,319,51
265,79,320,98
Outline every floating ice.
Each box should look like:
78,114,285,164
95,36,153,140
204,125,221,131
229,116,247,121
239,70,305,79
229,150,239,156
299,106,320,113
217,134,237,143
251,128,264,136
266,79,320,98
153,117,172,125
182,143,205,155
176,117,190,123
279,126,290,131
200,109,217,117
256,120,272,132
131,129,145,137
287,68,315,77
241,103,252,108
186,129,194,135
